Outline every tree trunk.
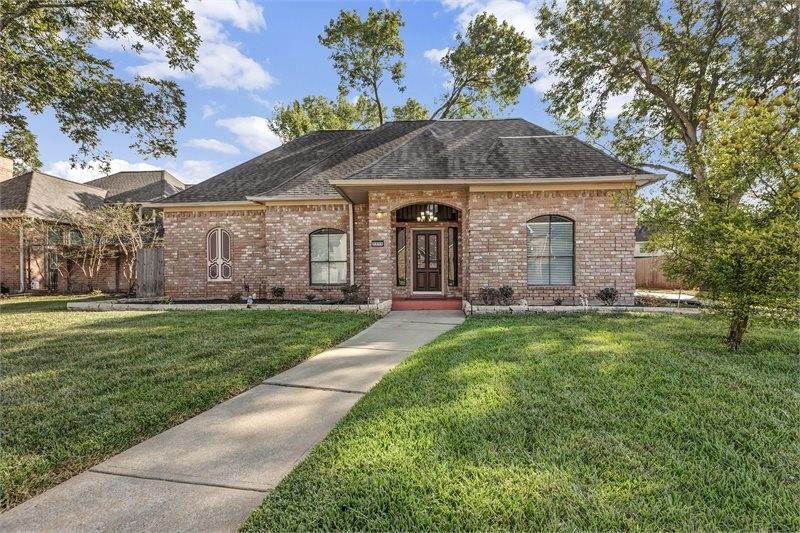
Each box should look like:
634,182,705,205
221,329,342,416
725,312,749,351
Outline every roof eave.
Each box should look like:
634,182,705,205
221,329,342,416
329,174,662,187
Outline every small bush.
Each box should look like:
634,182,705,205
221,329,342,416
305,293,317,302
340,284,361,304
0,283,10,295
553,297,563,306
271,287,285,298
228,292,243,303
90,288,103,297
498,285,514,304
478,287,500,305
159,295,173,305
596,287,619,306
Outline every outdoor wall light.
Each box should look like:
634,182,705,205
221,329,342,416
375,209,387,219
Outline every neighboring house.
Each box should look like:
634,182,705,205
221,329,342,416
151,119,659,306
0,159,186,293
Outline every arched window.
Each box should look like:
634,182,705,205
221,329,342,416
309,228,347,285
207,228,232,281
527,215,574,285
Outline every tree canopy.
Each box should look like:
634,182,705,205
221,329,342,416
268,94,380,142
430,13,536,120
319,7,406,126
272,10,536,140
0,0,199,171
536,0,798,178
638,91,799,349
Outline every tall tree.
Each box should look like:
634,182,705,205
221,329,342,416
392,98,429,121
537,0,798,178
430,13,535,120
268,94,380,142
638,91,799,349
319,8,405,125
0,0,199,171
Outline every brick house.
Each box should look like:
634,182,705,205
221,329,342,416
152,119,659,306
0,160,185,293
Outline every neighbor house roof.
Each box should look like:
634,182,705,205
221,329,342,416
86,170,186,203
0,171,107,219
155,119,654,205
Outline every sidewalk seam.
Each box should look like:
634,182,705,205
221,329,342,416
88,468,269,493
262,382,366,395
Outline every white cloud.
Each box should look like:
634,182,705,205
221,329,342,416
173,160,221,183
424,47,449,64
249,93,272,108
201,103,218,119
46,159,160,182
603,91,636,119
194,42,273,90
107,0,273,91
216,116,281,152
45,158,219,185
184,138,240,155
187,0,265,32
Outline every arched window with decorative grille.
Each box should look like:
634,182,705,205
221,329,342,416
206,228,232,281
526,215,574,285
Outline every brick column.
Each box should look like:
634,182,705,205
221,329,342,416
367,192,392,302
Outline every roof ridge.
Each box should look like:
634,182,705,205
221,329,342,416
254,130,373,197
336,122,438,181
33,170,109,193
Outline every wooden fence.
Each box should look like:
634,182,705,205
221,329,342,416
635,256,684,289
135,247,164,297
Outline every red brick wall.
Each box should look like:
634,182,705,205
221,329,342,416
163,204,362,301
0,226,22,292
163,208,268,299
160,188,635,305
467,189,635,305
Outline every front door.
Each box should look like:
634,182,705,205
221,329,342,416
414,231,441,292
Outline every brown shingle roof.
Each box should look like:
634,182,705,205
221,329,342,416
156,119,650,204
86,170,186,203
0,171,107,219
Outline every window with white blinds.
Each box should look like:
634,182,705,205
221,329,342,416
309,228,348,285
526,215,574,285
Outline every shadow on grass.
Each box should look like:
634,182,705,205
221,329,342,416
242,313,800,531
1,306,377,510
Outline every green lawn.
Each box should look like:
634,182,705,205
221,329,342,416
242,313,800,531
0,295,376,511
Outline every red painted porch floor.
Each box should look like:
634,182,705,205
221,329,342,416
391,297,464,311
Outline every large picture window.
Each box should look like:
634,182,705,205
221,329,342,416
527,215,574,285
207,228,232,281
310,228,347,285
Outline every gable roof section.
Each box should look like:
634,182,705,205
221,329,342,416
0,171,107,219
154,119,653,205
159,130,367,203
86,170,186,203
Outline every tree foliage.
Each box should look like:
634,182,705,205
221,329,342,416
0,0,199,172
431,13,535,120
537,0,799,177
319,7,405,126
392,98,429,121
268,94,380,142
639,91,800,349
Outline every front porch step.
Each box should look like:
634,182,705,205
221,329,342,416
391,297,463,311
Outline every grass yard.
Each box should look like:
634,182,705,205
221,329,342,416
0,295,376,511
243,313,800,531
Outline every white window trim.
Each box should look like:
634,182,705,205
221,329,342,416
309,229,348,286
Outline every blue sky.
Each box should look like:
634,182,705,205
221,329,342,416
40,0,629,184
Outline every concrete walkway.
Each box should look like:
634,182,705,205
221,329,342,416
0,310,464,532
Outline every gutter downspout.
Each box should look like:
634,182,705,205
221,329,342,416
348,202,355,285
18,226,25,292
